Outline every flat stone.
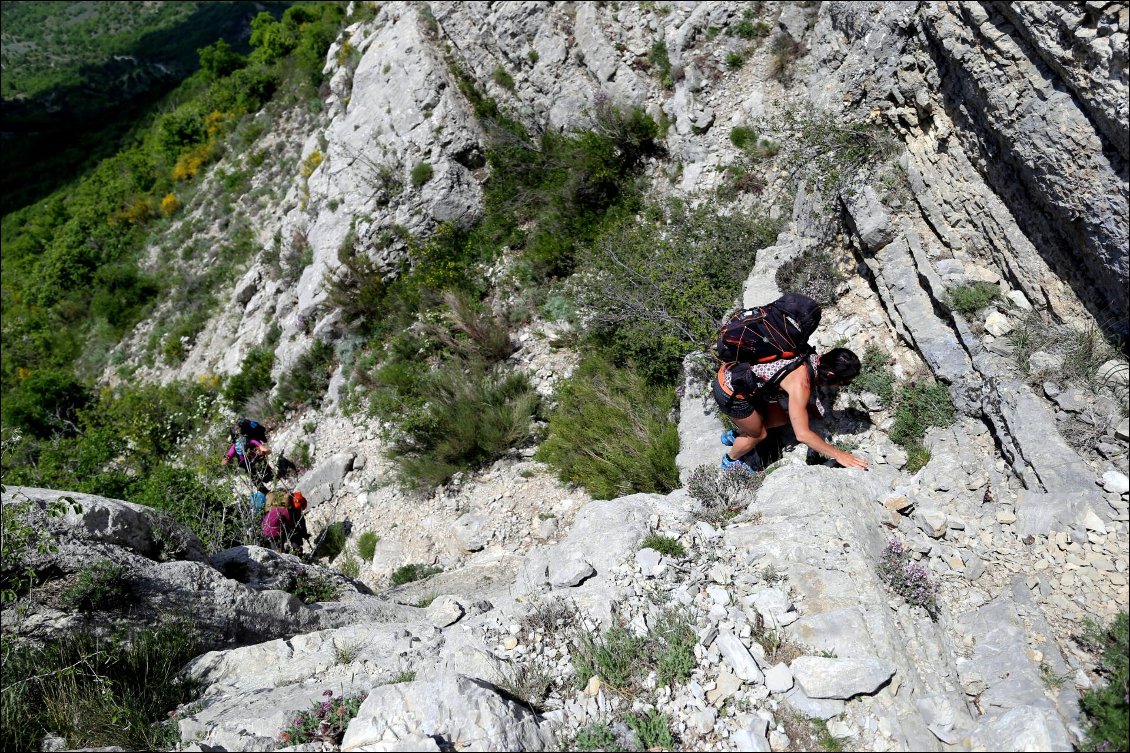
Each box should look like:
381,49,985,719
714,630,764,683
636,547,663,576
984,311,1014,337
1095,360,1129,390
425,596,465,627
732,716,771,752
549,558,595,588
764,662,794,694
791,656,895,699
781,686,845,720
706,670,741,704
883,495,912,512
1101,471,1129,495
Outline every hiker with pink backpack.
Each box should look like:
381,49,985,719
712,293,869,473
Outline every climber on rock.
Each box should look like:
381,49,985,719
714,347,869,472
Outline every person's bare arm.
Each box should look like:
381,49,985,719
782,369,868,469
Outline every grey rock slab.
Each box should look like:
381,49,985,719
714,629,764,683
1101,470,1129,495
425,595,466,627
675,353,728,484
296,453,355,507
341,672,555,752
781,686,846,720
969,704,1072,752
1015,490,1104,536
786,607,877,658
791,656,895,699
733,716,772,752
764,662,794,694
4,486,207,563
635,547,663,575
843,185,894,251
453,513,493,552
550,557,596,588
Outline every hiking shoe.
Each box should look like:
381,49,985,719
739,449,765,473
720,453,755,474
720,429,736,446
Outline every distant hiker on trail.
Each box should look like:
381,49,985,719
714,348,868,471
283,491,311,555
711,293,868,472
261,492,293,552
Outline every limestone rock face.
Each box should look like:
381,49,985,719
341,673,556,752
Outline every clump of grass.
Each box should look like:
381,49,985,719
571,608,696,691
497,660,553,712
490,65,515,90
356,531,379,561
410,161,433,188
0,623,203,752
641,533,685,559
625,709,677,750
275,340,336,412
946,281,1001,319
769,34,801,80
311,521,347,561
648,39,673,88
536,357,678,500
725,51,745,70
780,710,843,752
60,561,133,613
574,722,623,752
730,126,757,149
1010,312,1126,393
339,555,360,579
390,563,442,586
848,343,896,407
287,569,341,604
1078,612,1129,751
889,380,955,450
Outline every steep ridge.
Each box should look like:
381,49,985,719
4,3,1127,752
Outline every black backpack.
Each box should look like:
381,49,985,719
238,418,268,443
716,293,821,365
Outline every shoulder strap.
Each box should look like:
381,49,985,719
765,357,806,391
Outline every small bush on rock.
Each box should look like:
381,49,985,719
641,534,685,559
274,340,336,411
536,357,678,499
60,561,133,613
775,247,843,307
356,531,379,561
390,563,442,586
848,343,896,407
286,569,341,604
1078,612,1129,751
277,689,366,747
574,722,623,752
889,380,954,451
625,709,677,750
311,521,347,561
877,537,938,620
686,463,763,524
946,281,1001,319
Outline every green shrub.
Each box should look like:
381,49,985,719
2,369,91,439
277,689,366,747
905,444,931,473
356,531,379,561
573,625,647,690
60,561,133,613
287,568,341,604
649,39,673,88
275,340,336,411
311,521,347,561
946,281,1001,319
730,126,757,149
626,709,677,750
769,34,800,80
775,247,843,307
1079,612,1129,751
536,357,678,499
726,51,745,69
490,65,515,90
578,201,780,384
224,346,276,409
889,380,955,449
849,343,896,407
339,555,360,579
410,161,433,188
324,243,389,334
390,563,442,586
574,723,623,752
387,360,538,490
0,623,203,752
685,463,762,524
653,611,696,685
641,534,685,559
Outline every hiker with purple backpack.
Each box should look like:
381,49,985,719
712,294,868,473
